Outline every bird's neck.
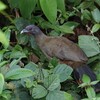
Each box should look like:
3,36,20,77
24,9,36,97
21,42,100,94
34,31,47,46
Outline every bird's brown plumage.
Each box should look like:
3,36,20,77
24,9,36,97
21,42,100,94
33,31,88,68
21,25,100,92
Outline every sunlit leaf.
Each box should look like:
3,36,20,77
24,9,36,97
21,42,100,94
91,24,100,33
0,1,6,11
82,74,91,83
0,30,9,48
85,87,96,99
40,0,57,23
0,73,4,94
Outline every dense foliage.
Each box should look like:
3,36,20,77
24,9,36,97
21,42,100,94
0,0,100,100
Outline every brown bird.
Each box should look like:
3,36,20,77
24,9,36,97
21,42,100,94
21,25,100,92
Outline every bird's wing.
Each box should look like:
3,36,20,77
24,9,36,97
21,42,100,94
41,37,88,62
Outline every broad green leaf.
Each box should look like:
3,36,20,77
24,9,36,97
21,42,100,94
78,35,100,57
57,0,65,13
91,24,100,33
85,87,96,99
14,17,30,31
5,68,35,80
32,85,47,99
91,8,100,23
53,64,73,82
46,90,73,100
44,74,60,91
0,1,6,11
0,73,4,94
82,74,91,83
40,0,57,23
19,0,37,18
7,0,20,8
0,30,9,48
8,0,36,18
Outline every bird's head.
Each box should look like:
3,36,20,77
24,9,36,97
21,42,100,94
21,25,41,35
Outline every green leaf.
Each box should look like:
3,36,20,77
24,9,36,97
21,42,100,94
91,24,100,33
0,61,8,67
48,57,58,68
9,58,21,68
58,24,74,34
78,35,100,57
10,45,26,59
25,62,38,71
91,8,100,23
0,49,5,62
5,68,35,80
0,73,4,94
46,90,73,100
79,83,88,88
90,81,99,85
63,21,79,29
10,51,26,59
0,1,6,11
53,64,73,82
82,74,91,83
17,34,29,45
44,74,60,91
7,0,20,8
19,0,37,18
92,62,100,80
0,30,9,48
32,85,47,99
85,87,96,99
78,1,94,9
14,17,30,31
40,0,57,24
81,9,91,20
57,0,65,13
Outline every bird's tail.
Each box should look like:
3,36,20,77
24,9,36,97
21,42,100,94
74,64,100,92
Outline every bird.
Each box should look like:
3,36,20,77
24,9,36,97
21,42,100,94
21,24,100,92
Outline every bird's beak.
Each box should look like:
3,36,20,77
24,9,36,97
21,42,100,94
21,29,29,34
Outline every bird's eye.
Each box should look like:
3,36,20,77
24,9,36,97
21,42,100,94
28,27,32,30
